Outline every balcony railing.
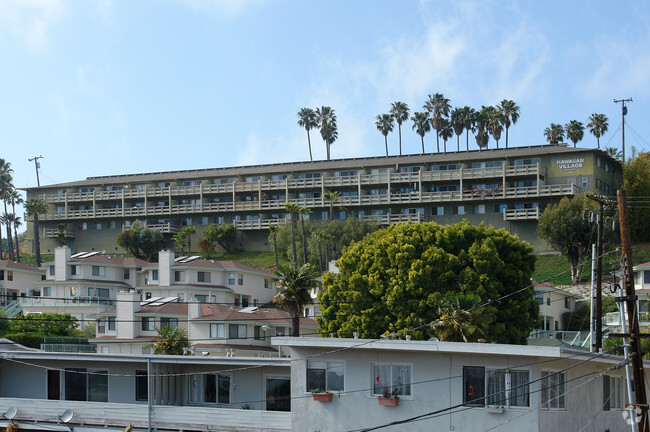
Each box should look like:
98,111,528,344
503,208,541,221
43,228,76,238
0,398,291,432
19,297,116,307
360,213,424,225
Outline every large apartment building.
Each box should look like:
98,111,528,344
23,145,621,254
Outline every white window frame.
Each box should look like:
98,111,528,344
210,323,225,338
371,363,412,397
541,371,566,410
306,360,345,392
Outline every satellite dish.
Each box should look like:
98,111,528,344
59,409,74,424
428,337,440,342
3,407,17,420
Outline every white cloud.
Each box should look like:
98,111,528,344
180,0,263,17
0,0,64,48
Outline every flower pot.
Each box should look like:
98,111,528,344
312,392,333,402
378,397,399,407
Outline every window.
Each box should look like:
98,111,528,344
177,293,184,302
65,368,108,402
100,346,110,354
79,222,88,231
97,320,106,334
473,205,485,214
43,287,51,297
452,205,465,215
210,323,225,338
175,271,185,282
70,265,80,276
432,206,444,216
228,273,235,284
307,360,344,392
582,177,588,187
463,367,529,407
151,270,158,281
494,204,506,213
160,318,178,328
49,266,55,276
254,326,265,340
198,271,211,283
142,317,154,331
189,374,231,404
535,292,544,305
0,270,3,280
7,271,13,281
238,274,243,285
229,324,247,339
124,269,130,279
372,364,411,396
92,266,106,277
265,278,271,289
644,271,650,285
195,294,207,303
107,317,116,331
48,370,60,400
565,297,571,309
94,222,102,230
604,376,622,410
136,370,148,401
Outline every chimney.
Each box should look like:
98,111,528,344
54,246,71,281
158,249,175,286
116,290,141,339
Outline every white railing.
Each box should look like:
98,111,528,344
360,213,424,225
0,398,291,432
19,297,115,307
503,208,540,221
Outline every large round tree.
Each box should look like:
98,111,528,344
318,221,538,344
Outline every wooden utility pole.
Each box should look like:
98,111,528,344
28,155,43,187
616,189,648,432
614,98,632,164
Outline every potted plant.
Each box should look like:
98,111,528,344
312,389,333,402
378,388,400,406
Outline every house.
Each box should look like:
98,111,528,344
276,336,637,432
607,261,650,329
23,145,622,254
91,290,317,356
0,348,292,432
0,260,44,316
529,282,583,344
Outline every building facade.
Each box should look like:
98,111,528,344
23,145,621,254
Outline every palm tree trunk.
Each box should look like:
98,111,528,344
329,203,333,221
398,124,402,155
457,135,460,152
13,219,19,263
505,127,509,148
496,139,499,150
33,214,41,267
4,203,13,261
317,240,323,273
466,130,470,152
384,136,388,157
0,219,3,259
436,132,440,153
421,136,425,154
291,312,300,337
290,213,297,264
327,142,330,161
443,139,447,153
325,243,330,265
307,130,313,162
300,215,308,265
272,232,278,267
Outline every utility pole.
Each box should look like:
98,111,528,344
28,155,43,187
614,98,632,164
587,194,611,351
613,190,648,432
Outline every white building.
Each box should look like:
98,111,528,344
530,282,583,344
607,260,650,329
277,336,637,432
0,260,44,315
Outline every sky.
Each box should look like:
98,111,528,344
2,0,650,200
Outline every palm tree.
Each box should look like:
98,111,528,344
486,106,505,149
544,123,565,145
323,191,340,221
26,198,47,266
0,213,13,261
148,325,190,355
604,146,622,161
565,120,585,148
298,206,311,265
268,224,280,267
458,106,476,151
11,215,21,263
9,189,23,262
431,294,486,342
297,108,318,162
587,113,609,149
0,160,14,260
410,112,431,154
375,113,395,156
273,262,318,337
389,102,410,155
424,93,451,153
316,106,337,160
438,119,454,153
450,107,465,152
499,99,520,148
173,232,187,256
284,202,300,263
181,226,196,255
472,107,490,150
313,230,326,273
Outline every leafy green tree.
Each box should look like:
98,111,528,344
316,106,337,161
375,113,395,156
8,313,78,336
389,102,410,155
116,221,169,261
544,123,565,145
149,325,190,355
202,223,237,253
424,93,451,153
623,151,650,241
297,107,318,162
273,262,318,336
318,221,537,343
174,226,196,256
587,113,608,149
537,195,598,284
431,293,487,342
565,120,585,148
25,198,47,267
410,111,431,154
498,100,519,149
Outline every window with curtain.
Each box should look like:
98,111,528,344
372,364,412,396
541,371,565,409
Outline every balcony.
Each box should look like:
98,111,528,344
43,228,76,238
360,213,424,225
19,297,116,308
0,398,290,432
503,208,540,221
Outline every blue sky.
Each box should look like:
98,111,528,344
2,0,650,197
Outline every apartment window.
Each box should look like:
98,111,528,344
49,266,55,276
582,176,589,188
70,265,80,276
463,367,529,407
644,271,650,285
48,370,60,400
494,204,506,213
372,364,411,396
175,271,185,282
92,266,106,277
238,274,243,285
107,317,116,331
160,318,178,329
535,292,544,305
307,360,344,392
0,270,3,280
564,297,571,309
228,273,235,285
65,368,108,402
43,287,51,297
229,324,247,339
514,158,540,166
135,371,148,401
181,218,193,226
97,320,106,334
123,269,130,280
151,270,159,281
253,326,265,340
79,222,88,231
264,278,271,289
70,287,77,296
7,271,13,281
110,221,117,229
432,206,444,216
93,222,102,230
473,205,486,214
198,271,211,283
189,374,231,404
210,323,225,338
452,205,465,215
195,294,207,303
141,317,154,331
603,376,622,410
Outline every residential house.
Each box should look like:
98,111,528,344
0,260,44,315
530,282,583,344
